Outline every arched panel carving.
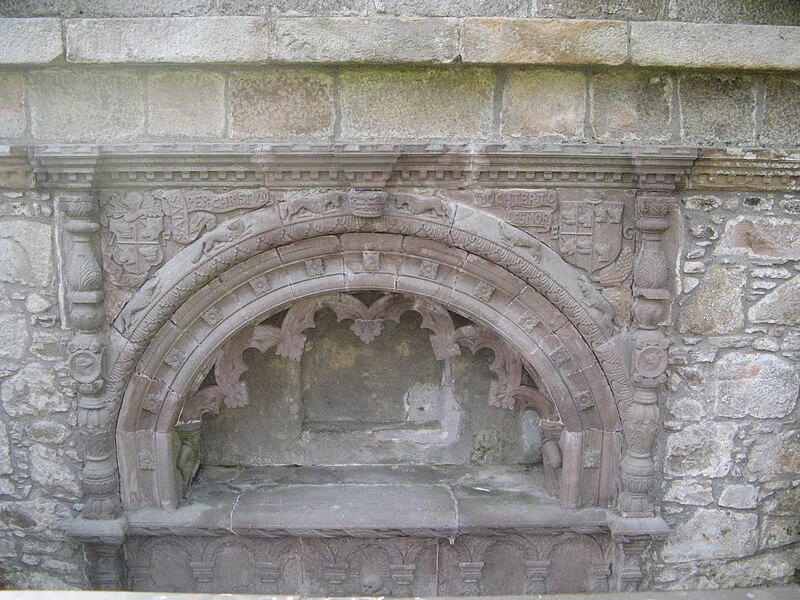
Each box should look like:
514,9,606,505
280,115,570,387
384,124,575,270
110,195,634,513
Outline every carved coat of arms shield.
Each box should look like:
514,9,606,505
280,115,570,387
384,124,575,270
556,200,624,276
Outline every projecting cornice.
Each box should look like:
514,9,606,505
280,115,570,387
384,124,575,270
3,144,795,192
24,143,698,192
1,17,799,71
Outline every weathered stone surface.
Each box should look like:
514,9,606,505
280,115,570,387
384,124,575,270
271,17,460,63
748,430,800,479
677,264,745,334
0,420,11,475
1,363,69,417
719,484,759,509
462,18,627,65
537,0,661,19
663,480,713,506
501,69,586,140
1,0,369,17
148,71,225,138
385,0,528,17
29,70,145,142
66,17,272,63
664,423,737,478
0,311,28,359
25,293,52,314
229,69,335,140
339,68,494,140
28,445,81,497
679,74,756,145
27,420,72,445
0,71,25,140
715,216,800,260
760,517,800,549
762,487,800,516
670,0,800,26
631,22,800,71
714,352,800,419
661,508,759,562
0,18,62,64
0,220,52,286
761,75,800,146
591,70,672,143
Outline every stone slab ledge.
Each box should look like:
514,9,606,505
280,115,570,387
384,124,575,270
1,17,799,71
0,587,799,599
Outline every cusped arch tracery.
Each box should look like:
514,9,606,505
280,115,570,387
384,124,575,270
112,195,632,512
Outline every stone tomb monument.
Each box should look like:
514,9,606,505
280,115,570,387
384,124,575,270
49,143,696,595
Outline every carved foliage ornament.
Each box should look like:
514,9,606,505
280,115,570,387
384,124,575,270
182,293,556,422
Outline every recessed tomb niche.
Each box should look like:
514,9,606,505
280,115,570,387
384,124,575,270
181,291,548,480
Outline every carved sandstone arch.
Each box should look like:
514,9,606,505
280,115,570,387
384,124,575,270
111,194,634,513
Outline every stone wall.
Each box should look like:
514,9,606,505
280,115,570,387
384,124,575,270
1,66,799,147
0,2,799,594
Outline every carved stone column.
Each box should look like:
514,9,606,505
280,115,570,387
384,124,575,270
619,193,673,517
62,194,119,519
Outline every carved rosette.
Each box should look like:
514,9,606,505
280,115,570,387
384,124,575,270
62,194,119,521
620,194,674,518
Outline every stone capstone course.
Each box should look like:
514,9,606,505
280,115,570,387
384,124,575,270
664,422,737,478
631,21,800,71
461,18,628,65
66,17,274,63
0,18,63,64
661,508,759,562
3,15,800,70
677,264,745,335
714,352,800,419
1,363,69,417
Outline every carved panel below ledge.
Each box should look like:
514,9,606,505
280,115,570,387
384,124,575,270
125,532,611,596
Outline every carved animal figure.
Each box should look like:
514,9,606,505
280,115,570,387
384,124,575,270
279,192,342,222
498,222,542,261
577,276,617,332
119,277,161,333
393,195,451,220
192,219,250,264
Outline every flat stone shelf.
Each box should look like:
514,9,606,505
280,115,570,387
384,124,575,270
125,464,615,537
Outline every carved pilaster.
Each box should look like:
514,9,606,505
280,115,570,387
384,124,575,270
620,194,674,517
68,516,128,590
524,559,550,593
62,194,119,519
